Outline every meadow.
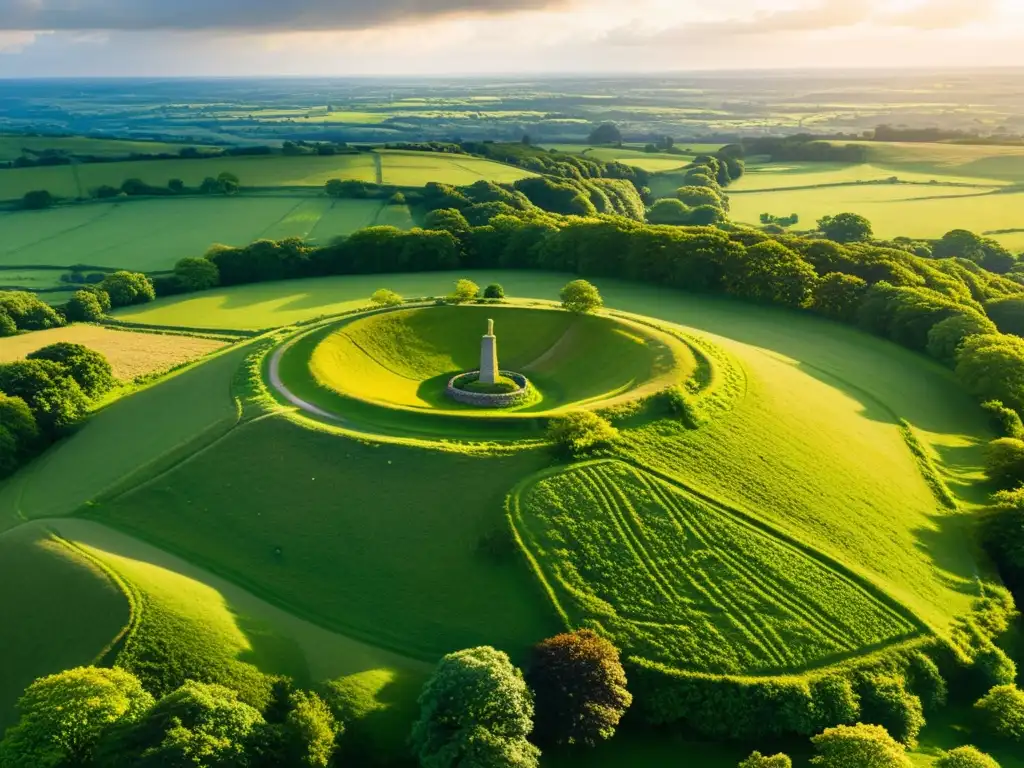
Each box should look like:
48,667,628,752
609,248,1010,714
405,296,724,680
0,325,227,380
0,196,411,273
0,150,535,200
730,185,1024,247
512,459,922,675
0,135,217,162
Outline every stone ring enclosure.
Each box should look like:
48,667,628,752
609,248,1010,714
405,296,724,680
270,302,696,440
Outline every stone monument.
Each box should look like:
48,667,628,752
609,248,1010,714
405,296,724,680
479,318,498,385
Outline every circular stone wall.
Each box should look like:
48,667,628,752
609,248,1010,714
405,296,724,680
447,371,532,408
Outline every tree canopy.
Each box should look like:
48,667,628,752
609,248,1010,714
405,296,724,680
411,646,540,768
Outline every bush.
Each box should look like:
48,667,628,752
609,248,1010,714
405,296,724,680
810,723,912,768
907,652,947,712
64,290,107,323
526,629,632,746
370,289,404,308
935,746,1001,768
956,334,1024,416
927,314,998,365
857,675,925,748
484,283,505,299
448,279,480,303
173,257,220,292
984,438,1024,489
971,645,1018,693
0,667,153,768
0,290,63,331
810,675,860,731
664,386,703,429
0,309,16,337
811,273,869,323
97,681,264,768
560,279,603,314
0,394,39,476
982,401,1024,440
22,189,55,209
647,198,692,225
818,212,873,243
739,752,792,768
27,342,115,399
100,271,156,308
548,411,618,456
411,646,539,768
975,685,1024,741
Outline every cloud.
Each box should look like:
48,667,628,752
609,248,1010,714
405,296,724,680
606,0,1000,45
0,31,40,52
883,0,998,30
0,0,569,31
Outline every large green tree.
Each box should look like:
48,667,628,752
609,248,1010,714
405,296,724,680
411,646,540,768
174,257,221,292
818,213,874,243
0,359,89,435
100,271,156,308
97,680,265,767
27,342,115,399
560,279,603,314
527,629,632,746
0,667,153,768
934,746,1000,768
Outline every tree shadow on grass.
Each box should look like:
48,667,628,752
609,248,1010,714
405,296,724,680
235,612,312,689
913,513,989,597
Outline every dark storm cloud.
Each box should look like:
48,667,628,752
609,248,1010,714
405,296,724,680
0,0,568,31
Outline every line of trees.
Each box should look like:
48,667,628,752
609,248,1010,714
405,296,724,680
0,629,633,768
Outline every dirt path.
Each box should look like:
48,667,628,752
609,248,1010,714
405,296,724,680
268,341,344,422
373,151,384,185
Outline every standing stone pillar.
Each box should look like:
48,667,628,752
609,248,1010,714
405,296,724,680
480,318,498,385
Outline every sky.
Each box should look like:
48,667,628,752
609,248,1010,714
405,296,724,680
0,0,1022,77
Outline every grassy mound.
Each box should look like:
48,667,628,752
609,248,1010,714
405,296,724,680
0,524,131,728
296,304,691,416
511,460,922,676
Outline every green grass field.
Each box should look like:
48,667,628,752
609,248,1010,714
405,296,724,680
731,186,1024,248
0,135,218,162
0,150,535,200
0,343,248,526
733,161,1011,191
514,460,922,675
0,523,130,729
832,140,1024,184
88,414,560,661
0,197,409,271
377,149,536,186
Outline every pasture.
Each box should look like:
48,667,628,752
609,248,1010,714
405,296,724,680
833,140,1024,184
0,135,217,162
732,161,1011,191
377,149,536,186
0,325,227,380
730,185,1024,248
0,196,410,272
0,150,536,200
0,343,249,523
